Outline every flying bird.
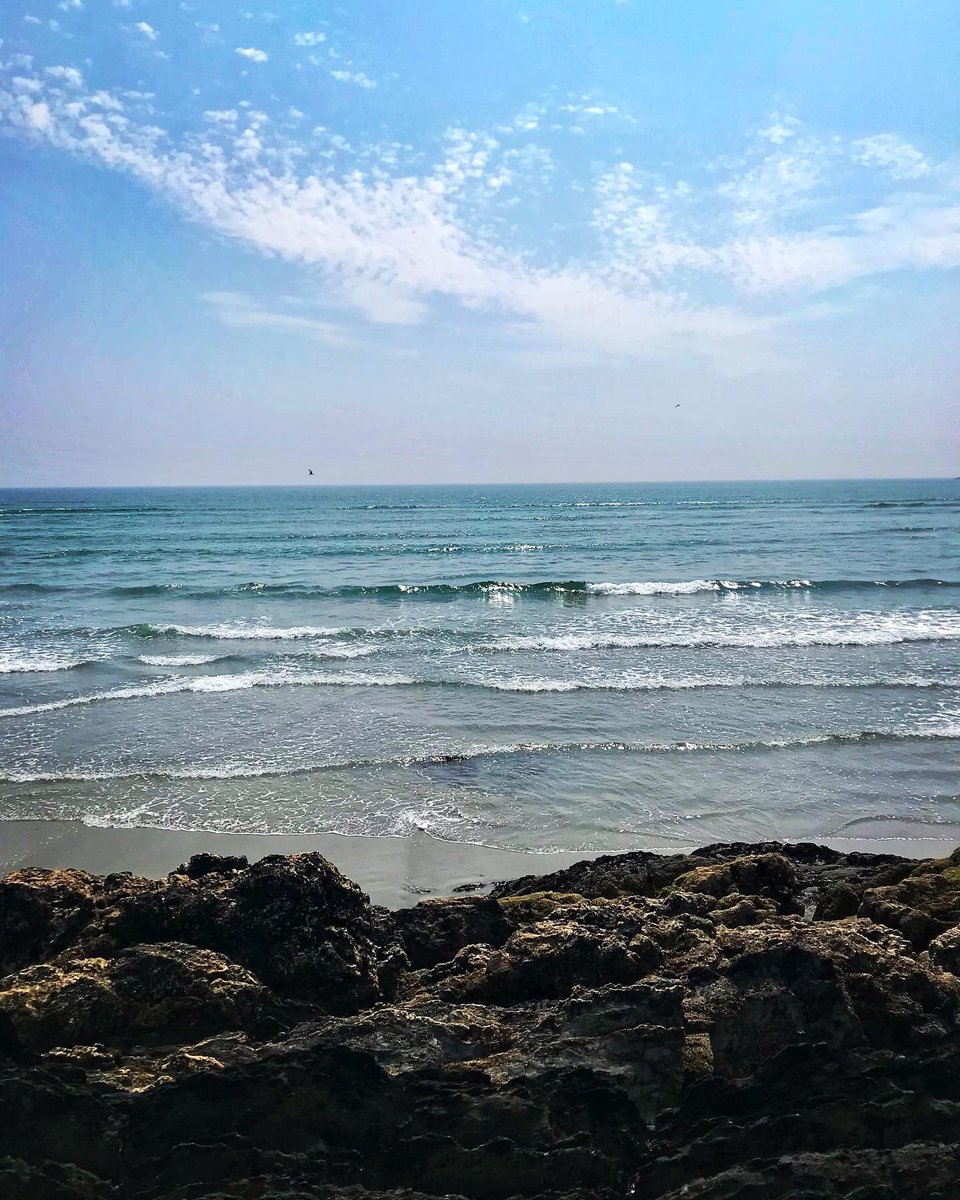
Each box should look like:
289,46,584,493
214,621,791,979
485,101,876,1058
674,403,681,408
308,469,314,476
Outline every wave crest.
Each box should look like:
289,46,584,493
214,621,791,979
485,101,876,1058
3,726,957,786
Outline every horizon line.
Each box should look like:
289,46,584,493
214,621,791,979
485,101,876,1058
1,475,957,491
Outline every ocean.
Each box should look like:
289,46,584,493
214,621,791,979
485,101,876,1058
1,479,959,853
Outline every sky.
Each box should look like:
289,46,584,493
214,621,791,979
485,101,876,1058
1,1,958,485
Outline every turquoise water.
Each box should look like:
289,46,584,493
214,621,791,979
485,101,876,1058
1,479,959,852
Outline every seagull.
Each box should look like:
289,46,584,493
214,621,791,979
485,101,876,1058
308,468,314,476
674,403,681,408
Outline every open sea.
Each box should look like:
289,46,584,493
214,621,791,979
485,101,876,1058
1,480,959,853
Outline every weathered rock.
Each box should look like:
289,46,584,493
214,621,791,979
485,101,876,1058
90,852,407,1009
491,849,705,900
395,896,514,968
406,914,663,1006
812,880,861,920
671,853,800,912
859,851,960,948
928,925,960,976
686,943,865,1076
175,853,250,880
0,867,157,975
2,841,959,1200
0,941,287,1050
646,1141,960,1199
0,1157,113,1200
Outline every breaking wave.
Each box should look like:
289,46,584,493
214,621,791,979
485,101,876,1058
131,622,353,640
0,670,416,718
2,668,957,719
0,652,100,674
5,577,959,601
475,611,960,651
3,726,958,785
138,654,231,667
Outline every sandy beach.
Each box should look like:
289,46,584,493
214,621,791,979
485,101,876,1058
3,818,958,907
0,820,600,908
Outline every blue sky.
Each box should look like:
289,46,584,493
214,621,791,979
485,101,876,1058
1,1,958,484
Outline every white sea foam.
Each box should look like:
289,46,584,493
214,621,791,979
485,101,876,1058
0,670,417,718
586,579,720,596
309,644,378,659
481,674,959,692
139,654,228,666
476,611,960,652
0,651,95,674
149,622,348,639
584,579,814,595
484,675,748,692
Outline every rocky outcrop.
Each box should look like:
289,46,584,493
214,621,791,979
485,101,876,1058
1,844,959,1199
0,942,288,1050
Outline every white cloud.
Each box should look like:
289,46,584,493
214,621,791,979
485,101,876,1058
758,114,801,145
46,65,84,87
560,101,620,118
718,143,831,228
134,22,158,42
236,47,268,63
202,291,355,346
330,69,376,89
58,0,83,10
294,32,326,46
26,101,51,130
851,134,931,180
1,62,957,377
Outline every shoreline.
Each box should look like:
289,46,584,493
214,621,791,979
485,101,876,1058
3,817,958,907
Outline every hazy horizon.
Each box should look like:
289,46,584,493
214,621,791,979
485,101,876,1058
2,2,958,486
2,474,958,491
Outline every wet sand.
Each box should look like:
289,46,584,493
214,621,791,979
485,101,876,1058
0,820,599,908
2,819,957,908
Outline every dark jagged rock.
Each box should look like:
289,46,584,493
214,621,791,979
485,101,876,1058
489,849,703,900
89,852,408,1009
175,853,250,880
0,867,158,976
670,852,801,913
858,848,960,948
0,941,289,1050
1,841,959,1199
395,896,515,968
0,1158,114,1200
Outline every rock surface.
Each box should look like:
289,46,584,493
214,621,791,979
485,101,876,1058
1,843,959,1198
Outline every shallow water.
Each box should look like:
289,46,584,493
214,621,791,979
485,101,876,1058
2,479,959,851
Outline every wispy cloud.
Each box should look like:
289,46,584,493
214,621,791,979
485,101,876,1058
1,40,957,377
330,68,376,90
850,134,932,180
202,292,356,346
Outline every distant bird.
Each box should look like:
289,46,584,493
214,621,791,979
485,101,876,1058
674,403,681,408
308,469,314,476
